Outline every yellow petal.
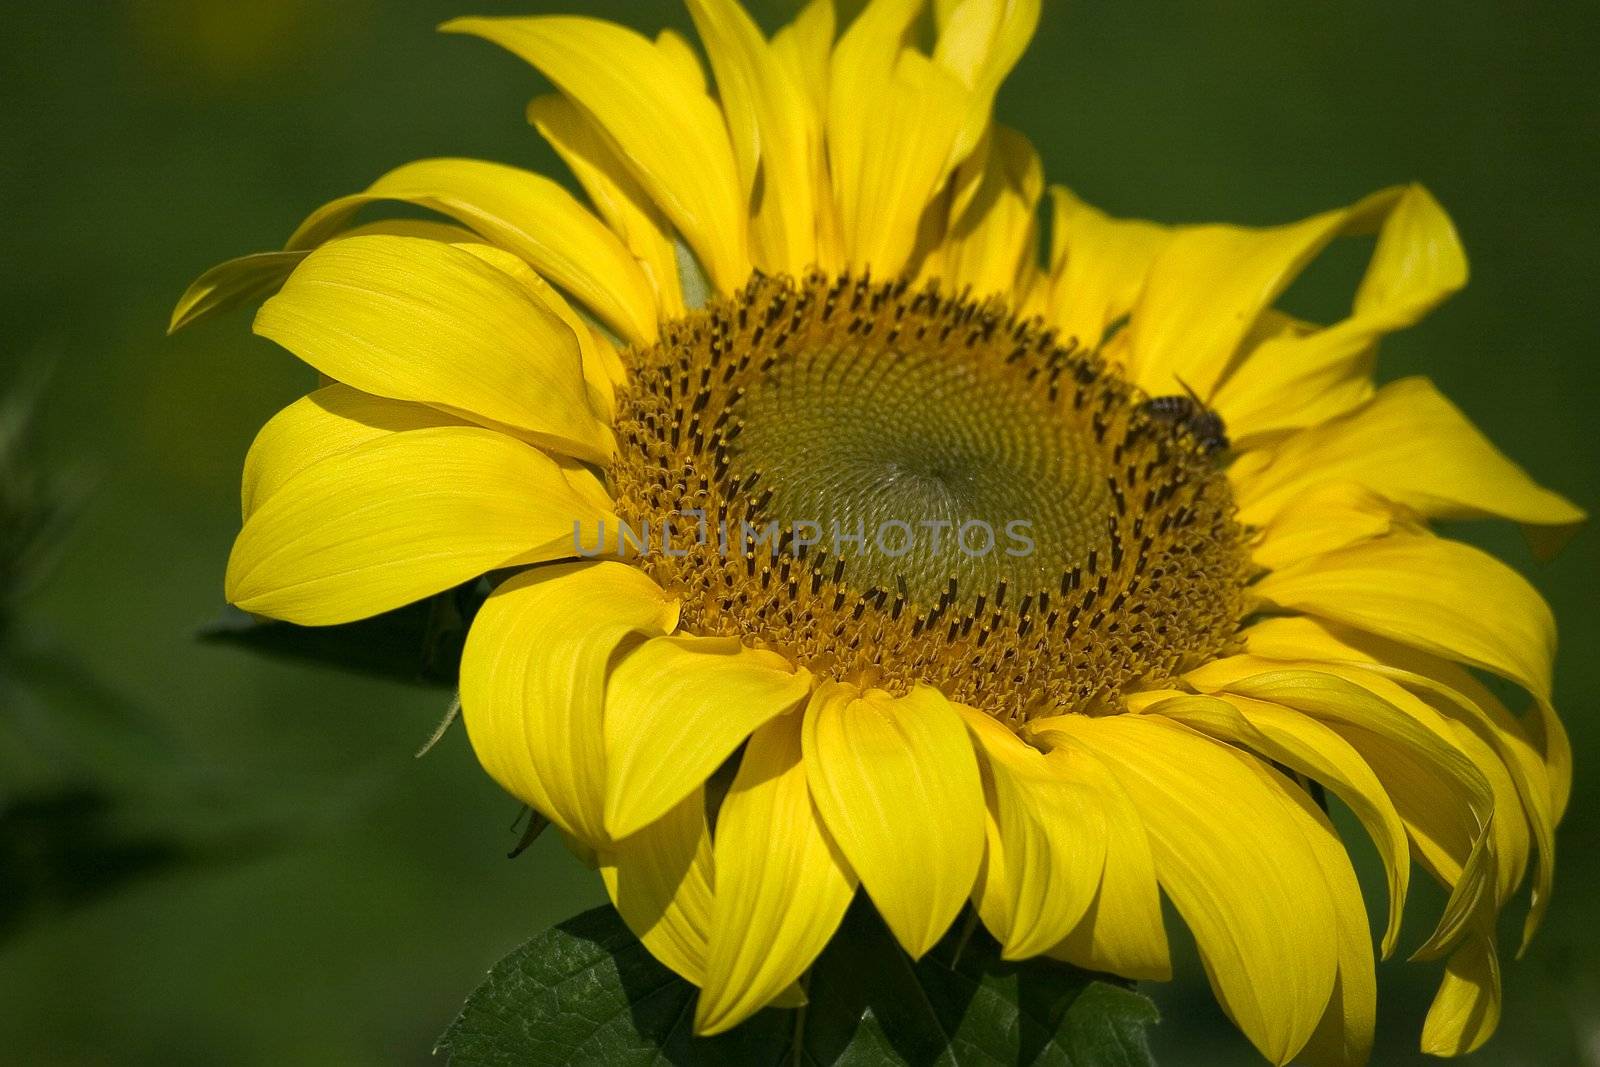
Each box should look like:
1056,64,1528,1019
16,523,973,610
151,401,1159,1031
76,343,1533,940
1396,666,1556,948
603,634,810,839
770,0,840,271
1231,377,1585,539
1246,480,1410,571
935,126,1043,300
1188,662,1495,824
1125,187,1454,400
685,1,760,192
1124,200,1366,397
1144,691,1410,960
1409,829,1496,965
697,713,856,1035
802,682,985,957
446,16,749,293
599,786,716,985
283,157,657,346
170,218,510,335
1187,664,1497,959
686,0,821,276
1420,933,1502,1056
1032,732,1170,981
960,709,1106,959
448,241,625,423
970,782,1014,948
1036,713,1337,1066
527,93,684,320
1254,534,1557,711
254,235,608,463
337,218,483,244
1440,721,1530,910
1212,185,1468,442
653,28,705,91
1252,758,1376,1067
774,0,835,122
1240,614,1376,664
829,3,970,275
1044,187,1172,349
226,427,606,626
1242,615,1561,949
169,250,305,334
459,561,678,843
931,0,1041,163
240,384,465,521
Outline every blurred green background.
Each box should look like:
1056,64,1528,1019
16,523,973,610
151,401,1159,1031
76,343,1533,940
2,1,1596,1063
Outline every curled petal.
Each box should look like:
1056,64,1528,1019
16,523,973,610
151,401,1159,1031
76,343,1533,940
1124,200,1362,397
1231,377,1584,541
1242,616,1561,948
284,157,658,345
1186,664,1498,961
170,250,305,334
1421,933,1502,1057
240,384,464,521
1254,535,1558,716
1213,185,1468,441
1143,691,1410,960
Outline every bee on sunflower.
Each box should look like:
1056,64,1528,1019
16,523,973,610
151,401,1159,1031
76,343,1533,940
173,1,1583,1063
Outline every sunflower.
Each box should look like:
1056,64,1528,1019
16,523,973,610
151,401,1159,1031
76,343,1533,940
173,1,1584,1063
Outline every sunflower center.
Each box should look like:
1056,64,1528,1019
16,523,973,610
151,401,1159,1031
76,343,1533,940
727,328,1109,606
608,273,1251,723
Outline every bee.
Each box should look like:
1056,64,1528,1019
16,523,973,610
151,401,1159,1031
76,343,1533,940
1140,378,1229,455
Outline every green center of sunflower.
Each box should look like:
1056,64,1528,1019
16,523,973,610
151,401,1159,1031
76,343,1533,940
608,273,1251,723
727,333,1109,606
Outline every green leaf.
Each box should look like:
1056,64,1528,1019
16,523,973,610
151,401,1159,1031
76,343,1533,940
436,903,792,1066
437,900,1158,1066
803,903,1158,1066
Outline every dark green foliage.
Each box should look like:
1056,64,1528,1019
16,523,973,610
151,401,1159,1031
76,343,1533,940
0,377,278,938
438,900,1158,1066
0,374,84,641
